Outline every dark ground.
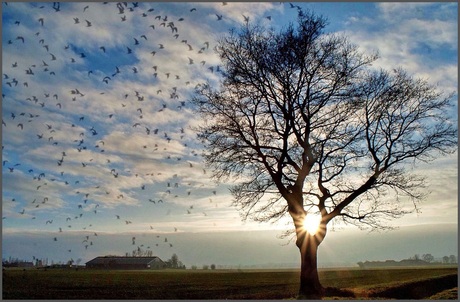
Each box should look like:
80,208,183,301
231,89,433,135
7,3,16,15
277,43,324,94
2,266,457,299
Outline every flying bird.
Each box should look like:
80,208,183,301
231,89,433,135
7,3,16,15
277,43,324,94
52,2,60,12
2,0,234,264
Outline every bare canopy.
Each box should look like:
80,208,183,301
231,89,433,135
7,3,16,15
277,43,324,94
192,9,457,298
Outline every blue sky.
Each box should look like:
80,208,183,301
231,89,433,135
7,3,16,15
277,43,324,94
2,2,458,267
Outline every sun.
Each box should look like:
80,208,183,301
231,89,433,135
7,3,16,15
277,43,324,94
302,212,322,234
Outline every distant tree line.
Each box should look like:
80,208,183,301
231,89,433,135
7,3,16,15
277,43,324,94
164,253,186,269
408,253,457,264
3,257,85,270
2,258,34,268
442,255,457,264
358,254,457,268
190,264,216,270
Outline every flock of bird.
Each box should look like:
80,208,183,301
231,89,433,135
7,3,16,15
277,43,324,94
2,2,282,263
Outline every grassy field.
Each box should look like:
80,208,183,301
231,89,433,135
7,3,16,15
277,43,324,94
2,266,457,299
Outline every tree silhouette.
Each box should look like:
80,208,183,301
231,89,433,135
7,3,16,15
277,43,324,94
170,253,179,269
422,254,434,263
193,9,457,298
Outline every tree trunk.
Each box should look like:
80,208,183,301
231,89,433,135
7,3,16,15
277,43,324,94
298,233,323,299
292,212,327,299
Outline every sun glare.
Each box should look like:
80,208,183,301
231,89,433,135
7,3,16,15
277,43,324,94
303,213,322,234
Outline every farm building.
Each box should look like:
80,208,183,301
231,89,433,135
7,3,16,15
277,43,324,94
85,256,166,270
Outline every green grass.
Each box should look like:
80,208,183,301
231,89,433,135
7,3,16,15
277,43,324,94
2,267,457,299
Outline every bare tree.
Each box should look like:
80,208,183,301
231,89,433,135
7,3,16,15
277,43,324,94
193,9,457,298
170,253,179,269
422,254,434,263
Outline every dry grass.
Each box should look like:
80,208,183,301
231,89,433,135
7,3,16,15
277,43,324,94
2,266,457,299
428,287,458,300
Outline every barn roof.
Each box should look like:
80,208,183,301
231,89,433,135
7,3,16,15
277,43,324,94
86,256,164,265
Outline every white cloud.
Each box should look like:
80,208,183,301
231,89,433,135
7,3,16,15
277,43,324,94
2,2,457,266
377,2,433,20
341,3,458,94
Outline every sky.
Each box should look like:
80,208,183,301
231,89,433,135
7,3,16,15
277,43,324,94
1,2,458,268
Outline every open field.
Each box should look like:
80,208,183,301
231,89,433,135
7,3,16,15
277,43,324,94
2,266,457,299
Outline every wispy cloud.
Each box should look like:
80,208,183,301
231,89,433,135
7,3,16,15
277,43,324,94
2,2,280,237
342,2,458,93
2,2,457,264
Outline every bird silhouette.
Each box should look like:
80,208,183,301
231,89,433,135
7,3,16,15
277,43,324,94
2,1,230,262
